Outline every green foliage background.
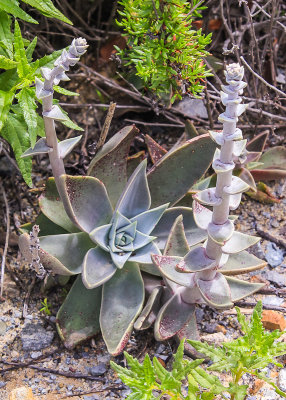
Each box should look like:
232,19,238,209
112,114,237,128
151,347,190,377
116,0,212,103
0,1,81,186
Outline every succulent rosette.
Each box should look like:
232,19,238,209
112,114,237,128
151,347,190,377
64,159,169,289
19,125,216,355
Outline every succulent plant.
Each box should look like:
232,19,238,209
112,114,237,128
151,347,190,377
18,39,217,355
19,127,216,355
134,64,267,354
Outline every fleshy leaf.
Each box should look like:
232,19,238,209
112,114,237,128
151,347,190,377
176,307,201,357
130,203,168,235
110,250,132,269
226,276,265,301
82,247,117,289
134,286,163,330
100,262,144,355
223,176,249,195
148,134,216,207
193,187,222,207
88,125,138,207
247,131,269,152
132,230,155,251
155,294,195,340
129,241,160,264
39,178,80,233
152,255,192,287
197,273,233,309
115,159,151,219
38,232,94,275
208,220,234,244
153,207,207,250
60,175,113,233
89,224,111,251
56,276,102,348
145,134,167,164
221,251,267,275
58,136,82,159
19,213,68,236
43,105,67,121
222,232,260,254
233,139,247,157
21,137,52,158
193,201,212,230
164,215,190,257
257,146,286,170
176,246,216,273
235,167,257,191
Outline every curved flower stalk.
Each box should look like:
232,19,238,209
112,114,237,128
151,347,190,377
135,64,267,352
22,38,88,194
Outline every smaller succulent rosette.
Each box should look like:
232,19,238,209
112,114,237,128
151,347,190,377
80,159,169,288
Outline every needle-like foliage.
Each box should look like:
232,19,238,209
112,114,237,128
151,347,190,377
116,0,212,102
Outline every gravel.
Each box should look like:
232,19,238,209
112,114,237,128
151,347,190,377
20,323,54,351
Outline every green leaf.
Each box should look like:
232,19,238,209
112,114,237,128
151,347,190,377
53,102,83,131
0,0,37,23
0,69,19,91
0,54,18,69
1,112,32,186
16,87,38,147
14,20,31,78
21,0,73,24
37,48,65,69
0,89,14,131
26,36,38,62
228,382,248,400
0,11,13,58
54,85,79,96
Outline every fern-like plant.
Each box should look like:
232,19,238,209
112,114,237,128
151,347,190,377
111,301,286,400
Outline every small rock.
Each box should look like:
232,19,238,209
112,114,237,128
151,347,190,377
0,381,6,388
30,351,42,359
260,388,280,399
216,324,227,335
20,323,54,351
174,98,208,119
203,323,217,334
83,395,99,400
278,369,286,392
97,354,111,364
14,311,21,318
263,295,284,307
201,332,228,345
265,242,285,268
89,363,107,376
262,310,286,331
9,387,35,400
0,321,7,335
156,344,166,354
263,270,285,287
249,378,264,394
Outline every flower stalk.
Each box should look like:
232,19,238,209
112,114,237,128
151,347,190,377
34,38,88,192
199,63,248,279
